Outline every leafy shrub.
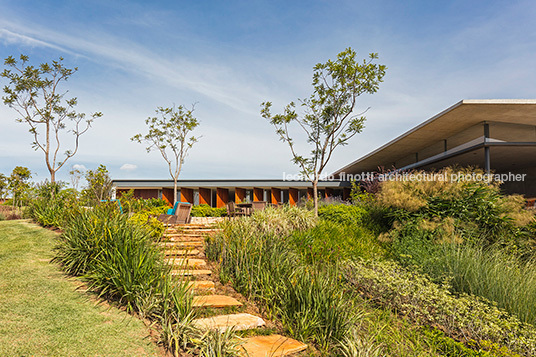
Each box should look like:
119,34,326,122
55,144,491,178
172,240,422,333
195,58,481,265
318,204,368,226
247,205,316,236
290,220,385,264
344,259,536,356
374,167,534,245
191,204,226,217
27,181,79,228
128,206,167,240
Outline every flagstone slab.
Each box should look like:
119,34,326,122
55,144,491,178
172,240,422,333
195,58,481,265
193,295,242,308
171,269,212,276
165,258,206,267
192,313,265,332
162,241,204,248
187,280,215,292
164,249,200,256
240,334,307,357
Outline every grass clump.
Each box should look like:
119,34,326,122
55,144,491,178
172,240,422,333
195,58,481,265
207,207,369,354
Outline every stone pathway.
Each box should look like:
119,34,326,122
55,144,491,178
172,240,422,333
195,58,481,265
160,223,307,357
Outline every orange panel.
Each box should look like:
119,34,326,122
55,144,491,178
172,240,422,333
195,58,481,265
181,188,194,204
199,188,211,206
289,188,299,206
253,188,263,202
216,188,229,208
162,188,174,206
307,187,314,199
235,188,246,203
325,188,334,199
271,188,281,204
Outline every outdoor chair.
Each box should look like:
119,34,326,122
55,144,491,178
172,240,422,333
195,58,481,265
157,202,192,225
251,201,267,212
226,201,247,218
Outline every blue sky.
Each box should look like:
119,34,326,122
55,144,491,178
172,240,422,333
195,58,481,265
1,0,535,183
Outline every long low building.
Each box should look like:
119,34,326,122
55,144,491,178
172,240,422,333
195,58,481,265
113,99,536,206
113,179,351,207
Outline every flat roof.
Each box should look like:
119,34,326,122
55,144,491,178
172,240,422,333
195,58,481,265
333,99,536,175
112,179,351,189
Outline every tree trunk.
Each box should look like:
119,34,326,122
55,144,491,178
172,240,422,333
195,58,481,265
313,179,319,217
50,169,55,183
173,180,178,204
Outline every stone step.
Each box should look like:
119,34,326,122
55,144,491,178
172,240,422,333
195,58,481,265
164,233,205,238
192,313,265,332
161,241,204,248
192,295,242,308
240,335,307,357
187,280,215,292
164,249,200,256
167,224,217,230
171,269,212,276
165,258,206,268
167,236,205,242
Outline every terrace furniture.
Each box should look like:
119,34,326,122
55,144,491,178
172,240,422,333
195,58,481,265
226,201,247,218
157,202,192,225
167,201,180,215
251,201,267,212
237,202,253,215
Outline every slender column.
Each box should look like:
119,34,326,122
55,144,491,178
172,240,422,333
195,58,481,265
484,123,491,174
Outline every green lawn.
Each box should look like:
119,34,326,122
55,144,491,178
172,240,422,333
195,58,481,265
0,220,162,357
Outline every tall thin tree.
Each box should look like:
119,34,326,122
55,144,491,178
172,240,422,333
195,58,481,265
261,48,386,215
131,104,200,204
1,55,102,182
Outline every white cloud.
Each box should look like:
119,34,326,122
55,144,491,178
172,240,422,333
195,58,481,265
71,164,87,171
120,163,137,171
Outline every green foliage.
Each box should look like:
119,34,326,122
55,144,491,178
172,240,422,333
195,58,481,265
2,55,102,182
375,168,534,246
118,189,169,214
128,207,167,240
423,243,536,326
344,259,536,356
207,209,359,353
191,204,226,217
27,181,79,228
318,203,368,226
53,202,198,355
0,173,7,199
131,104,200,203
261,48,386,215
290,220,385,264
8,166,32,207
81,164,113,204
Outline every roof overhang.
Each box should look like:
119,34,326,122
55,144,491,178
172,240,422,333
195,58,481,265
112,179,351,190
333,99,536,176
